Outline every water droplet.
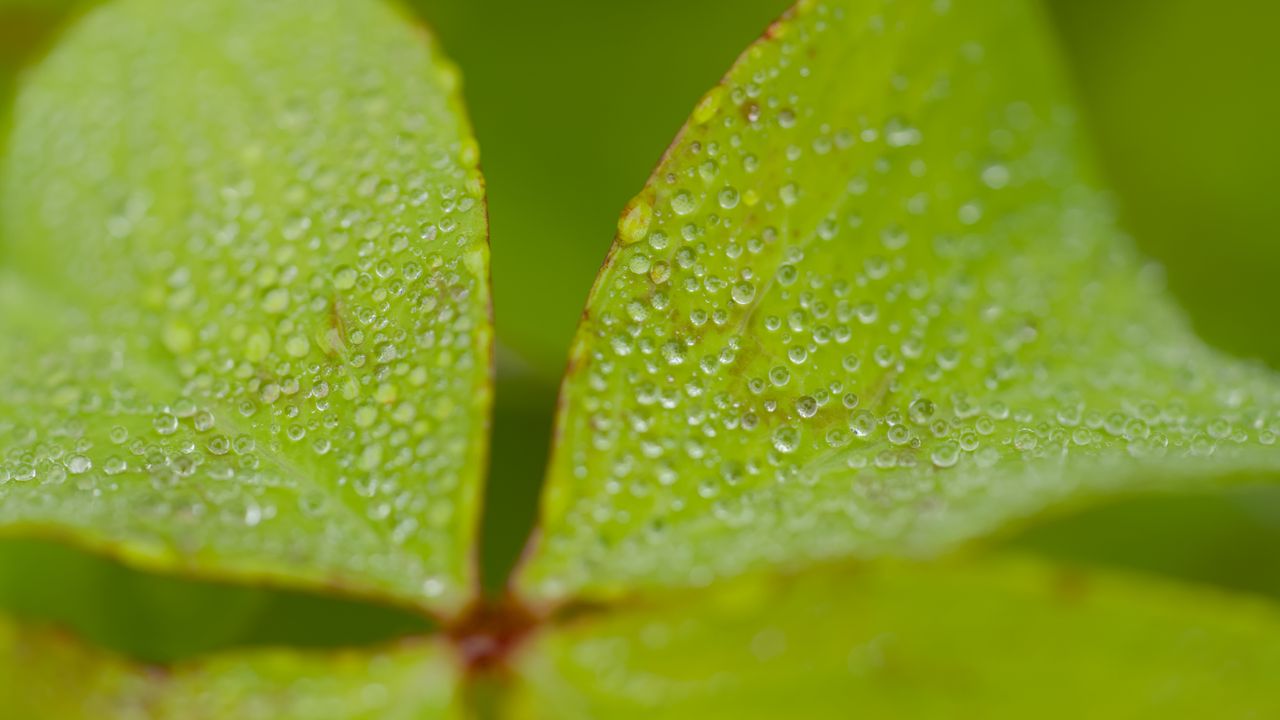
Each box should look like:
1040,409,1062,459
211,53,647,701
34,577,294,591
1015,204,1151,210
153,412,179,435
908,398,935,424
262,287,290,314
769,366,791,387
796,396,818,418
931,442,960,468
66,455,92,475
718,187,740,210
1013,428,1038,451
772,426,801,453
333,265,358,290
671,191,697,216
285,335,311,358
661,341,686,366
779,183,800,206
849,410,877,437
981,163,1010,189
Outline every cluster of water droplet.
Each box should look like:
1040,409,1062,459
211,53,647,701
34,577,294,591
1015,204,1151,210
527,0,1280,599
0,0,490,603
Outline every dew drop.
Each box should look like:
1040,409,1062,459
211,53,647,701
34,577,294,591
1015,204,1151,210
333,265,358,290
1013,428,1038,451
849,410,877,437
285,335,311,358
779,183,800,206
671,191,697,216
931,442,960,468
772,426,801,454
66,455,92,475
718,187,741,210
908,398,935,424
153,412,179,436
981,163,1010,189
796,396,818,418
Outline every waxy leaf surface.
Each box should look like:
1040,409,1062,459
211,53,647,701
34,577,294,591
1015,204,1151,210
521,0,1280,601
514,557,1280,718
0,0,492,612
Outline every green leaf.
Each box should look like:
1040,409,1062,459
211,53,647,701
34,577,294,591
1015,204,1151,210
407,0,792,377
0,0,492,612
0,2,70,112
400,0,792,586
512,556,1280,718
0,538,433,663
1005,486,1280,601
519,0,1280,602
1048,0,1280,363
0,615,460,719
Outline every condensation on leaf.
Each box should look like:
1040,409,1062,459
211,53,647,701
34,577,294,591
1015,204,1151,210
520,0,1280,602
0,0,492,612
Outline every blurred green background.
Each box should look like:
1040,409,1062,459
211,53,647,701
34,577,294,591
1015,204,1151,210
0,0,1277,659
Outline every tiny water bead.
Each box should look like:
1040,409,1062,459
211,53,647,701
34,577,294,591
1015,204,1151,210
522,0,1280,601
0,0,492,607
153,412,179,436
671,191,698,216
849,410,877,438
66,455,93,475
796,396,819,419
772,426,801,454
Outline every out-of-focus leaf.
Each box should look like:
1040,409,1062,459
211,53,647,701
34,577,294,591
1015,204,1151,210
1003,485,1280,600
1048,0,1280,365
0,538,433,663
513,557,1280,718
0,3,69,109
477,360,559,592
0,538,264,662
0,615,461,719
0,0,492,612
519,0,1280,602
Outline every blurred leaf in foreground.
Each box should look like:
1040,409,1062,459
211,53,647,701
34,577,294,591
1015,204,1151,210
0,616,460,719
1048,0,1280,364
514,556,1280,718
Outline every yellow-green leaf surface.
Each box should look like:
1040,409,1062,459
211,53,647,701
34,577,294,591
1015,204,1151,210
0,0,491,612
520,0,1280,601
513,557,1280,718
0,616,460,719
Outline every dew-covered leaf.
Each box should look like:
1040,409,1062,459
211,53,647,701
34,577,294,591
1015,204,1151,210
0,0,491,612
407,0,791,377
512,557,1280,718
0,615,461,719
519,0,1280,601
